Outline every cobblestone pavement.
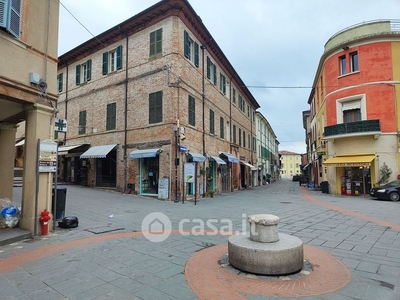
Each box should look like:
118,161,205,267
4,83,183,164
1,179,399,299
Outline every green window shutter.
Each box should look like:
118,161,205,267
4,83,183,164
220,117,224,139
116,45,122,70
57,73,63,93
188,95,195,126
106,103,116,130
149,91,163,124
86,59,92,81
102,52,108,75
156,28,162,54
194,42,199,67
213,65,217,85
210,109,215,134
76,65,81,85
184,30,189,58
206,57,211,79
149,31,155,56
79,111,86,135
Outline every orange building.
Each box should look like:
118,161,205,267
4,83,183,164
307,20,400,196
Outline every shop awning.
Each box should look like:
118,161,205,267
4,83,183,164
210,156,226,165
240,161,258,171
188,152,206,162
80,144,117,159
58,144,88,155
219,152,239,163
323,155,375,167
129,148,161,159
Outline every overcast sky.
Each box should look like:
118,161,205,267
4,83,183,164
58,0,399,154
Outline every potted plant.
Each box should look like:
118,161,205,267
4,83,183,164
208,189,216,198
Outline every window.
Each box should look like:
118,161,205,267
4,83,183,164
220,117,224,139
78,110,86,135
252,137,256,151
57,73,63,93
232,88,236,104
339,55,346,75
350,52,358,72
243,131,246,148
220,73,226,95
106,103,116,130
239,128,242,146
206,56,217,85
102,45,122,75
0,0,21,38
184,30,199,67
209,109,215,134
76,60,92,85
150,28,162,56
188,95,195,126
233,125,236,144
343,109,361,123
238,95,245,112
247,105,250,117
149,91,163,124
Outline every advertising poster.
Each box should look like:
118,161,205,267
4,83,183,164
184,163,195,183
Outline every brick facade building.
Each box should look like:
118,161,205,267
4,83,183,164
57,0,260,200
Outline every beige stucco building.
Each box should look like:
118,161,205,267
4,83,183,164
0,0,59,234
279,150,302,178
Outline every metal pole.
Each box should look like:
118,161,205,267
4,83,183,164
34,139,40,236
195,162,197,205
53,143,58,231
174,125,179,203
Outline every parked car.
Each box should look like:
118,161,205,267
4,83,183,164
370,180,400,202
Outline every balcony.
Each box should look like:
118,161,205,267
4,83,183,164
324,119,381,140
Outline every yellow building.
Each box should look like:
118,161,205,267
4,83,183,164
279,150,302,178
0,0,59,235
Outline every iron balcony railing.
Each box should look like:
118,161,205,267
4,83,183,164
324,119,381,137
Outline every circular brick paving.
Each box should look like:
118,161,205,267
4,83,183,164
185,243,351,299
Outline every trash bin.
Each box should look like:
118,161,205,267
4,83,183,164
320,181,329,194
52,185,67,220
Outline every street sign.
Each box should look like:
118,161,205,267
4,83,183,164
55,118,67,132
39,139,57,172
180,145,187,153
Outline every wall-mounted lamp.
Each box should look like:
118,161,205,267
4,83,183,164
342,46,349,50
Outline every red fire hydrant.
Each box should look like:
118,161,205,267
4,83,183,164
39,209,51,235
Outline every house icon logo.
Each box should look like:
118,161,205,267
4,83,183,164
141,212,172,242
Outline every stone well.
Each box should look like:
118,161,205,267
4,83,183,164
228,214,304,275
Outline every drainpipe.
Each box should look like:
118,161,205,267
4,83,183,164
201,45,206,196
64,65,69,144
123,33,129,191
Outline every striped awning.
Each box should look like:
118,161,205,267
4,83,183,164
240,161,257,171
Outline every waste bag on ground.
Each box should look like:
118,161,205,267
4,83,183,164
0,205,21,228
58,216,79,228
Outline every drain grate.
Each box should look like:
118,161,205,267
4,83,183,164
85,226,125,234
